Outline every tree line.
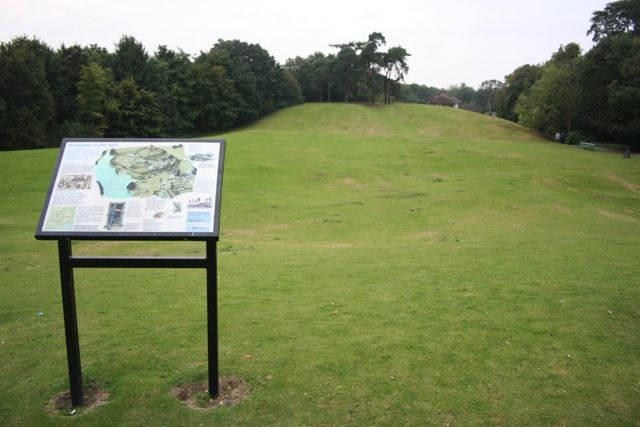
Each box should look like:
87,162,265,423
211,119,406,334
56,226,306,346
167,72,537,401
284,32,410,105
397,1,639,148
0,36,303,150
0,31,412,151
497,0,639,147
398,81,504,115
2,2,637,151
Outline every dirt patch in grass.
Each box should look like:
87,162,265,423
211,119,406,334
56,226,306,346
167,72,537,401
341,177,364,189
606,173,640,194
593,207,639,223
413,230,438,240
45,381,109,416
306,242,360,249
172,376,249,410
496,151,527,159
550,204,571,214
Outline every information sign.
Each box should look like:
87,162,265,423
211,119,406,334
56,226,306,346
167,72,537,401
35,138,226,406
36,138,224,240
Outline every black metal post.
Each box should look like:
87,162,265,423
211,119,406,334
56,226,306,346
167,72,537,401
57,239,84,406
54,238,220,402
206,239,219,398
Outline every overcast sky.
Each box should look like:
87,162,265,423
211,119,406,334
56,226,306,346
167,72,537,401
1,0,611,88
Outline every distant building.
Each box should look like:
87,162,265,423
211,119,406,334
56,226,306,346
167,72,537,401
427,93,461,109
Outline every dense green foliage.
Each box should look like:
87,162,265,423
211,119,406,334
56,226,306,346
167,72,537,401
1,1,638,149
0,37,54,150
1,104,639,425
0,36,302,150
588,0,639,41
499,0,640,146
397,83,441,103
515,43,582,135
285,32,410,104
398,1,639,147
495,65,543,122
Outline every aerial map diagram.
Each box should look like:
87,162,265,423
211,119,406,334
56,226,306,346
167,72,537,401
95,144,197,199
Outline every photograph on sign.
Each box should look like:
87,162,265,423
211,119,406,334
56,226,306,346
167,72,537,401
37,139,223,238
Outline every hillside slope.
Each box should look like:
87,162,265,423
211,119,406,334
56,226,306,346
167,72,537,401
0,103,639,425
253,102,543,142
221,103,639,247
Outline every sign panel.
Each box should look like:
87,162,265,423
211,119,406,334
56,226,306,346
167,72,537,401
35,138,224,240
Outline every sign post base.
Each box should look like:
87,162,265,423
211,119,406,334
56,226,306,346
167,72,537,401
55,238,220,406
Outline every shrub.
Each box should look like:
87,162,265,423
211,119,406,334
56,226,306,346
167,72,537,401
565,131,587,145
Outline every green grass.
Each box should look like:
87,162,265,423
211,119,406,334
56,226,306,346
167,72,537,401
1,103,639,425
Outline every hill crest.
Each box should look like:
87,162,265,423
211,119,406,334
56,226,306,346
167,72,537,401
250,103,544,142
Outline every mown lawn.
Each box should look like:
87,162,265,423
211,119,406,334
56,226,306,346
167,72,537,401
1,103,639,425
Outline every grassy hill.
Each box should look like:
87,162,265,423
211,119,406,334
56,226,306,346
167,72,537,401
1,103,639,425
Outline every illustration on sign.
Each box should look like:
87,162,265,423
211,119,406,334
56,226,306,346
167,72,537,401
38,140,223,236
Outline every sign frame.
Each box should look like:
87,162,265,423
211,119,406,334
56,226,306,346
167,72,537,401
35,138,226,407
35,138,225,241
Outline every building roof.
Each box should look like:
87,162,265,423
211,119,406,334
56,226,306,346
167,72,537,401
427,93,461,106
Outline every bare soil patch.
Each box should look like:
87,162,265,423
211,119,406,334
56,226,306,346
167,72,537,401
341,176,364,189
593,207,639,223
606,173,640,194
172,376,249,410
45,381,109,416
550,204,571,214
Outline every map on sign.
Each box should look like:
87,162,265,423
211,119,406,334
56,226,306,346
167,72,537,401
95,145,197,199
36,139,224,239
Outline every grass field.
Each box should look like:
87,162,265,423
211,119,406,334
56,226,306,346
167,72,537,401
1,103,639,425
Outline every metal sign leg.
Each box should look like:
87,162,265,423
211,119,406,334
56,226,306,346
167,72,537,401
206,240,219,398
54,238,219,404
58,239,84,406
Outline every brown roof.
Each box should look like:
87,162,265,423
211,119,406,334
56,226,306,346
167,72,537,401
427,93,461,105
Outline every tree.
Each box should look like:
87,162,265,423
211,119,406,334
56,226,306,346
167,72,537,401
189,61,240,131
359,32,386,104
604,36,640,145
499,2,640,146
516,44,582,135
285,52,336,102
204,40,283,124
577,0,640,147
496,64,543,121
147,46,195,135
0,37,54,149
398,83,441,103
549,42,582,65
107,77,162,137
588,0,640,41
76,62,112,137
333,45,359,102
84,44,110,67
475,80,503,114
110,35,150,85
274,68,303,108
291,32,410,104
285,55,314,101
447,83,476,104
382,46,410,104
52,45,89,121
574,34,634,138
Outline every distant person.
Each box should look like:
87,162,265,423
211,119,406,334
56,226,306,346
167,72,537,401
560,132,566,143
554,132,561,143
